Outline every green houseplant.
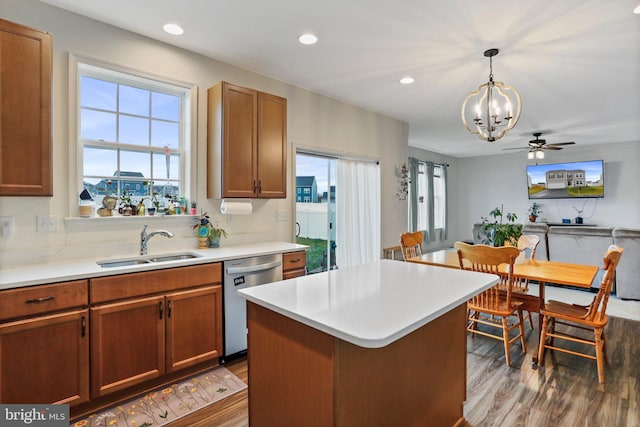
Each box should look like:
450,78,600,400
192,211,227,248
528,202,542,222
479,205,523,247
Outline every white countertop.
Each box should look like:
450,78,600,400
238,259,499,348
0,241,307,290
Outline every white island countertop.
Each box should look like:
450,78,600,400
238,259,499,348
0,241,307,290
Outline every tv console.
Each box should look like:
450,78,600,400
545,223,597,227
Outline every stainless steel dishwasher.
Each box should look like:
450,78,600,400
223,253,282,360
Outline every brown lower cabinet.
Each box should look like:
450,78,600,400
0,309,89,405
90,264,223,398
282,251,307,279
0,263,223,414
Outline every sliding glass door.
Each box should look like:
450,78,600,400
295,152,337,274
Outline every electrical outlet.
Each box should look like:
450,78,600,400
0,216,14,238
48,215,59,232
276,210,288,221
36,215,60,233
36,216,49,233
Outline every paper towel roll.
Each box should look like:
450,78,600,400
220,199,253,215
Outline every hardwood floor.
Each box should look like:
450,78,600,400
167,315,639,426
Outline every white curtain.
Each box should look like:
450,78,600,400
336,159,381,268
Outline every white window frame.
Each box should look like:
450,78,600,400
67,54,197,218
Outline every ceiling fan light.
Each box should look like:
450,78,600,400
528,151,534,160
535,150,544,159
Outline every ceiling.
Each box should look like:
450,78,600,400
40,0,640,158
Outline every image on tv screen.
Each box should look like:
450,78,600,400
526,160,604,199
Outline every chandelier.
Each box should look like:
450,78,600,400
461,48,522,142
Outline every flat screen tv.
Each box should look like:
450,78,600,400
526,160,604,199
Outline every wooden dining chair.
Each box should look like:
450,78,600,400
517,234,540,260
537,245,623,383
454,241,526,367
508,234,541,329
400,231,424,260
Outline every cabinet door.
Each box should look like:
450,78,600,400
165,286,223,373
0,309,89,405
0,19,52,196
222,82,258,198
90,296,165,397
257,92,287,198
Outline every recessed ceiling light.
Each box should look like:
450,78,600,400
298,33,318,45
163,23,184,36
400,76,415,85
634,4,640,14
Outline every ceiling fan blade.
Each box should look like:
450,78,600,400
546,142,575,147
544,146,563,150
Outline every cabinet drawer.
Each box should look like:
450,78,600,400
90,263,222,304
283,251,306,271
0,280,88,322
283,269,306,280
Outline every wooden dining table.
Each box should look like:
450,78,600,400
407,248,600,363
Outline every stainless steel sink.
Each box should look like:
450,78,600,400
97,252,202,268
147,253,201,263
97,258,152,268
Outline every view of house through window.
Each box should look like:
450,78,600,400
295,152,337,273
77,61,191,214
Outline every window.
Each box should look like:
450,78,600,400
408,158,448,242
303,188,310,194
75,60,192,211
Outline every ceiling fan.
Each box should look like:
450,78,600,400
502,132,575,159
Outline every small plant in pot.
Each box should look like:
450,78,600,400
479,205,523,247
207,219,227,248
528,202,542,223
192,211,227,248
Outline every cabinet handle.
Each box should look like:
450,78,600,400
159,301,163,319
258,180,262,193
25,295,55,304
290,258,300,263
81,316,86,337
253,180,257,193
167,300,172,318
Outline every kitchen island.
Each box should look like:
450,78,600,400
238,259,499,427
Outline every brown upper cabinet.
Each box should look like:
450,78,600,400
0,19,52,196
207,82,287,199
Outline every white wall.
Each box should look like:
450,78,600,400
0,0,408,266
454,141,640,242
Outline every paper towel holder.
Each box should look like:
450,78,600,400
220,198,253,215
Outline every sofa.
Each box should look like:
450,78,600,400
469,223,639,299
612,228,640,300
547,226,614,290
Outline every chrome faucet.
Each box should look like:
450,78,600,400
140,224,174,255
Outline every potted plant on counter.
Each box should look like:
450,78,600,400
528,202,542,223
207,219,227,248
192,212,228,248
479,205,523,247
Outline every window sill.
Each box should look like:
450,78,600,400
65,214,197,228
